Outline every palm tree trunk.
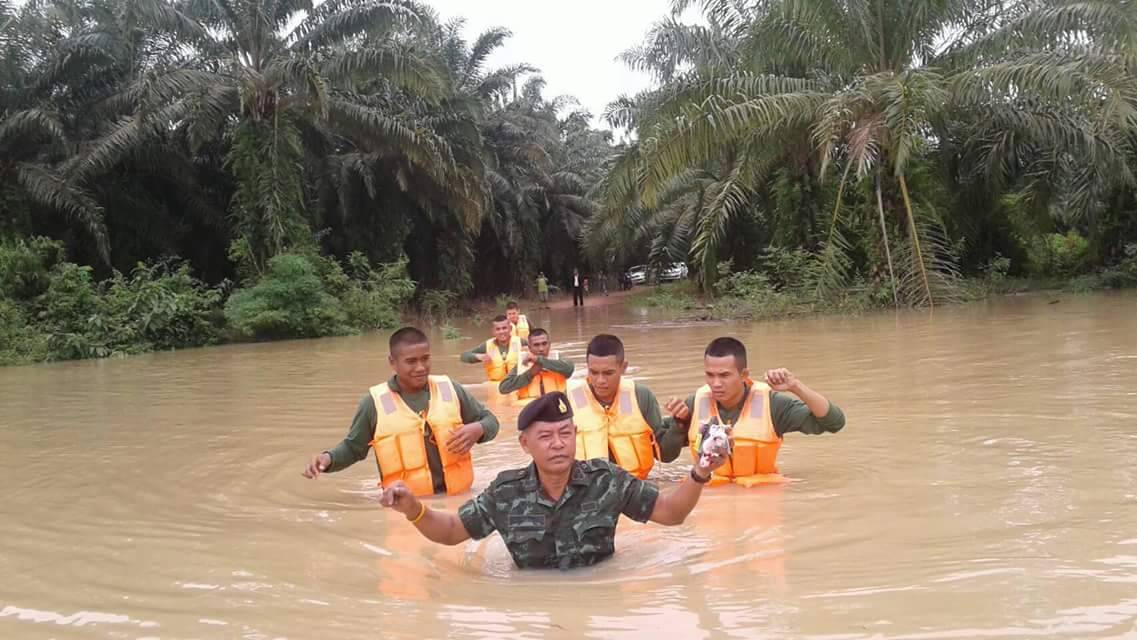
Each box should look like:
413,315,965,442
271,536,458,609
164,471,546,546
875,172,899,307
898,173,934,308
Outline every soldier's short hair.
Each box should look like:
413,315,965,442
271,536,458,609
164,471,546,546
705,337,747,370
492,314,509,324
389,327,428,354
587,334,624,361
529,328,549,340
506,301,520,311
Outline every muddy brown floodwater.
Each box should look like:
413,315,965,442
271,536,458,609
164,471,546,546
2,293,1136,639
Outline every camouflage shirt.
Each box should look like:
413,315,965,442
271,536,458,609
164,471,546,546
457,459,660,570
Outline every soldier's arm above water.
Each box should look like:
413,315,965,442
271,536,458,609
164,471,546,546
497,364,531,394
302,394,377,479
379,481,473,545
460,342,489,364
535,354,574,377
764,368,846,437
460,339,529,365
647,445,727,525
662,371,846,437
376,447,730,553
635,383,688,463
497,352,574,394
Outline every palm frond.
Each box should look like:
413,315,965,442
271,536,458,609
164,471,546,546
289,0,422,52
321,41,446,99
16,163,110,262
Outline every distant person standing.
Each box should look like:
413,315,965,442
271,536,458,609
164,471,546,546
536,272,549,306
583,277,590,295
572,268,584,307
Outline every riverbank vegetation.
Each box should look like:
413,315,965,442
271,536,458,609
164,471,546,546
584,0,1137,311
3,0,1137,364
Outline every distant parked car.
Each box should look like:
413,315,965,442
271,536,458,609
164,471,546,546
658,262,689,282
626,265,648,285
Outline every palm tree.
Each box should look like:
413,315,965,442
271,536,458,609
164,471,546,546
595,0,1137,305
75,0,469,272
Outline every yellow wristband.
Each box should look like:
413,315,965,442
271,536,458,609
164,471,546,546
408,502,428,525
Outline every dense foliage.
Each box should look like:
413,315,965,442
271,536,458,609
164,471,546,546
586,0,1137,304
4,0,1137,364
0,0,610,294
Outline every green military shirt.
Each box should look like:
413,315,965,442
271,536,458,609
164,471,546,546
324,376,500,494
458,459,659,570
681,385,846,437
460,338,528,364
497,356,576,395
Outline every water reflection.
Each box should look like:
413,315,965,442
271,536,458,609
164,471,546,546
1,293,1136,639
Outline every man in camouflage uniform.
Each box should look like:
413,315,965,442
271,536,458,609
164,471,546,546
378,392,728,569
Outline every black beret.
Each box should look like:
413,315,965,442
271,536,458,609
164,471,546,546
517,391,574,431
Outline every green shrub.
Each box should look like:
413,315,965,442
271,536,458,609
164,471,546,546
29,259,222,360
0,236,67,301
715,270,777,299
36,262,102,336
422,289,458,324
1027,231,1091,277
101,261,222,350
1098,243,1137,289
983,254,1012,282
339,253,414,331
441,323,461,340
0,299,49,365
224,254,349,340
757,247,817,293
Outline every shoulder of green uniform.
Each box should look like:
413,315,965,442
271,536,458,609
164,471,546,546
489,466,530,486
632,381,661,401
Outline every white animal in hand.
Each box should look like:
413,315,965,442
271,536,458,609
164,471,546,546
698,416,732,467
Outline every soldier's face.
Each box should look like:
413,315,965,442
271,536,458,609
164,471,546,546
493,320,512,342
704,355,748,404
520,418,577,472
528,334,550,357
586,355,627,401
507,309,519,323
389,341,431,389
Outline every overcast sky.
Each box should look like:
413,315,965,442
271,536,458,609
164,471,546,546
427,0,672,129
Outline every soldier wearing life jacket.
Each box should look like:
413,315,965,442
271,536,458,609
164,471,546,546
302,327,501,497
665,337,846,487
376,391,730,570
460,315,527,382
498,327,574,404
505,301,530,339
564,334,688,480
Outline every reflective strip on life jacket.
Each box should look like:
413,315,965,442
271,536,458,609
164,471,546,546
369,375,473,497
567,378,656,479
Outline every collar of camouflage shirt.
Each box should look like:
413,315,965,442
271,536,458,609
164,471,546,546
521,462,590,505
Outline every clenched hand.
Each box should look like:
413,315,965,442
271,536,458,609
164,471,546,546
445,423,484,455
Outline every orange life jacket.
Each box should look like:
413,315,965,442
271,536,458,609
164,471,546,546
566,378,657,480
515,350,567,404
690,382,786,487
510,314,530,339
368,375,473,497
483,336,522,382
